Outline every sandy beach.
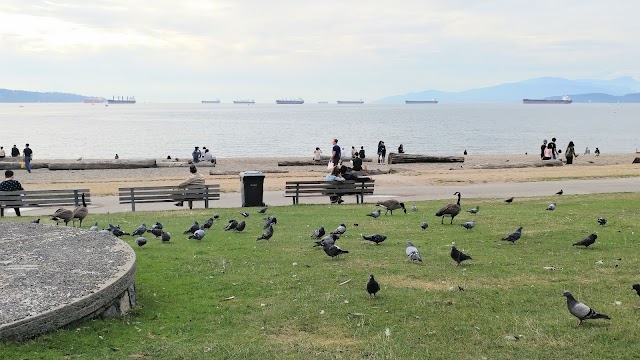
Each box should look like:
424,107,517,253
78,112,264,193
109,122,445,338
8,153,640,196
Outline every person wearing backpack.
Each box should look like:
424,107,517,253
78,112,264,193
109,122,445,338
565,141,577,164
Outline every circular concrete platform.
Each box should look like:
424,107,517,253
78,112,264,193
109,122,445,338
0,222,136,341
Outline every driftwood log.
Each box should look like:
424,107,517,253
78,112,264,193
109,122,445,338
319,155,373,162
278,160,327,166
0,162,48,170
209,169,288,175
474,161,564,169
48,159,157,170
387,153,464,164
633,157,640,164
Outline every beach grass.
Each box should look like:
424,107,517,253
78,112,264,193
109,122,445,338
2,192,640,359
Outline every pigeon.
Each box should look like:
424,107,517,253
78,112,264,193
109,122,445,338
632,284,640,297
148,228,163,238
556,189,563,195
112,227,129,237
366,274,380,299
361,234,387,245
406,241,422,262
135,237,147,248
150,222,163,230
105,224,118,232
202,217,215,229
420,222,429,230
331,224,347,235
311,226,326,239
504,197,514,203
547,203,556,211
597,217,607,226
323,243,349,258
131,223,147,237
314,234,339,247
258,207,268,214
225,219,238,231
240,212,249,218
501,226,522,243
183,221,199,234
263,216,277,229
213,214,220,219
411,204,418,212
161,231,171,242
466,206,479,214
573,233,597,248
367,209,381,218
562,291,611,326
235,220,246,232
89,222,99,232
450,245,472,266
99,229,111,235
189,226,206,240
461,220,475,230
257,225,274,241
31,218,40,224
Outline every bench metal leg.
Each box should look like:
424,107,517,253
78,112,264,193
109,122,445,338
1,208,4,217
130,189,136,211
188,201,193,209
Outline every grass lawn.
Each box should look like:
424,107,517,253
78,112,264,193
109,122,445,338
2,192,640,359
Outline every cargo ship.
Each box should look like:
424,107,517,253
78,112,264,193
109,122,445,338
107,96,136,104
405,99,438,104
276,98,304,104
337,100,364,104
83,97,105,104
523,95,572,104
202,99,221,103
233,99,255,104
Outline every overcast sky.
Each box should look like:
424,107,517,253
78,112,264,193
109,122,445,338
1,1,639,102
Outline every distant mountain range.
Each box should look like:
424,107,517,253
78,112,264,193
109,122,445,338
0,89,88,103
376,76,640,103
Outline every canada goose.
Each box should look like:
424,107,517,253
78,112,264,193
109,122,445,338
435,192,462,224
72,193,89,227
376,199,406,215
51,208,74,226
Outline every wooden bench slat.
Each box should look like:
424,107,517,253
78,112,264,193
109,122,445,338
1,189,91,217
118,185,220,191
117,184,220,211
117,189,219,197
118,194,220,202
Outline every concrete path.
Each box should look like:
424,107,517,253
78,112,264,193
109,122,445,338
8,177,640,217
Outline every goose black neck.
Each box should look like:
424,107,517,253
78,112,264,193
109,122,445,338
81,193,87,207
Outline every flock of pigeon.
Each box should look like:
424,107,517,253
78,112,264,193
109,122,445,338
30,190,638,327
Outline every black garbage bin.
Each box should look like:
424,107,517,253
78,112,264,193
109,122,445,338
240,171,265,207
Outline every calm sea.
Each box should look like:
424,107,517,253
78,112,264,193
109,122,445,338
1,103,637,159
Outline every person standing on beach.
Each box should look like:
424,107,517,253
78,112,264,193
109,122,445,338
351,146,357,159
565,141,577,164
11,145,20,157
377,141,383,164
22,144,33,173
330,139,341,166
0,146,5,158
550,138,558,159
540,139,547,160
380,141,387,164
595,147,600,156
192,147,201,163
0,170,24,216
359,146,365,159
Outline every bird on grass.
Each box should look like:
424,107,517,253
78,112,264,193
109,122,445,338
202,217,215,229
450,245,472,266
112,226,129,237
213,214,220,219
466,206,479,214
331,224,347,235
376,199,407,215
263,216,277,229
71,193,89,227
235,221,246,232
366,274,380,299
225,220,238,231
183,221,199,234
361,234,387,245
257,225,274,241
547,203,556,211
420,222,429,230
411,204,418,212
556,189,564,195
240,212,249,218
135,237,147,248
322,242,349,259
314,234,339,247
573,234,597,248
562,291,610,326
51,208,73,226
148,228,163,238
461,220,475,230
367,209,381,218
89,222,99,232
406,241,422,263
31,218,40,224
131,223,147,237
150,222,163,230
258,207,268,214
504,197,514,203
501,226,522,244
632,284,640,297
435,192,462,224
597,217,607,226
189,226,206,240
311,226,325,239
161,231,171,242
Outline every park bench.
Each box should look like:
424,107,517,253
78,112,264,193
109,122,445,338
284,179,375,205
0,189,91,217
118,184,220,211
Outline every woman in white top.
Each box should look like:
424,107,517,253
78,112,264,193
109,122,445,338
0,147,5,158
313,147,322,161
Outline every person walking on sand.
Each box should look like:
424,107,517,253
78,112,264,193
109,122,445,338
550,138,558,159
565,141,578,164
380,141,387,164
359,146,365,159
11,145,20,157
175,165,205,207
192,146,201,163
330,139,341,166
377,141,383,164
313,147,323,161
0,170,24,216
595,147,600,156
22,144,33,173
0,146,5,158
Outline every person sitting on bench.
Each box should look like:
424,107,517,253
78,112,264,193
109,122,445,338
175,165,205,206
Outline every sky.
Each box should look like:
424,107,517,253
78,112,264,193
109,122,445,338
1,0,639,102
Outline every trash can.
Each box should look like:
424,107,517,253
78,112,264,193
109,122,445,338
240,171,265,207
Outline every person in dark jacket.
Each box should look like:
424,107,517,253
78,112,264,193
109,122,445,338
358,146,365,159
0,170,24,216
11,145,20,157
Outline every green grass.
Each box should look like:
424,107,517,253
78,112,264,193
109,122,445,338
2,193,640,359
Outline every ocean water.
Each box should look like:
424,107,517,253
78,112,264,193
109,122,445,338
0,103,638,159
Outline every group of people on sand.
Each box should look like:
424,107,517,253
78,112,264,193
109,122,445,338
191,146,216,165
0,144,34,173
314,140,406,166
540,138,600,165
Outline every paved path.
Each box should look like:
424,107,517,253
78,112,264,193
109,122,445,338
9,177,640,216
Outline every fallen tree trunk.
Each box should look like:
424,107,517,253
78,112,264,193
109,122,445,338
474,161,564,169
387,153,465,164
0,162,48,170
278,160,327,166
319,155,373,162
209,169,289,175
633,157,640,164
48,159,157,170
